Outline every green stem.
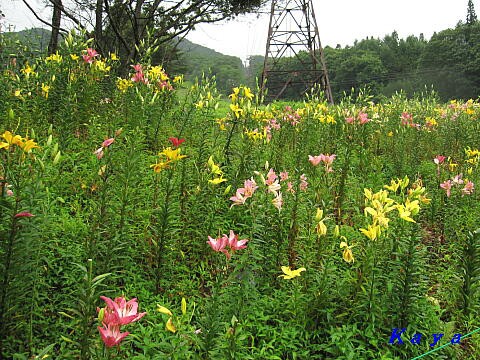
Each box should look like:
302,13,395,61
0,200,19,358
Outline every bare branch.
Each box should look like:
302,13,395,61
21,0,68,33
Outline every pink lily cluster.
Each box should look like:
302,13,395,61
82,48,99,64
309,153,336,173
345,111,370,125
94,137,115,160
400,111,421,129
283,106,301,126
281,171,307,194
230,169,308,210
230,178,259,207
440,174,474,197
97,296,146,348
264,118,281,141
207,230,248,259
262,168,285,210
131,64,148,84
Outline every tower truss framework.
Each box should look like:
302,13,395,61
261,0,333,103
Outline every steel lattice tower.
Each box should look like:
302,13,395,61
261,0,333,103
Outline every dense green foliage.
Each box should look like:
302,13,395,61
0,31,480,360
261,21,480,102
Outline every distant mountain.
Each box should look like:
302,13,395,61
176,38,246,92
3,28,51,52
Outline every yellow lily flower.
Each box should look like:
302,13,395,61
21,139,39,152
243,87,254,100
160,147,187,162
279,266,306,280
150,161,170,173
181,298,187,316
229,87,240,103
359,224,381,241
208,176,227,185
166,317,177,333
230,104,243,118
316,220,327,236
340,239,355,263
41,83,50,99
207,155,223,176
157,305,173,316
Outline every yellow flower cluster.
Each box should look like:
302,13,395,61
207,155,227,184
116,78,133,93
150,147,186,173
229,86,254,104
195,91,217,110
244,128,266,142
0,131,39,153
360,177,430,241
465,147,480,166
303,102,336,123
45,52,63,63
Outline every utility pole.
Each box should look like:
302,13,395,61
261,0,333,103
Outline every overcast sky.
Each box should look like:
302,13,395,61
2,0,478,61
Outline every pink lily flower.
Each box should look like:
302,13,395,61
272,192,283,211
345,117,354,124
269,119,281,130
440,180,452,197
14,211,35,218
265,169,278,186
82,48,99,64
286,182,295,193
452,174,464,185
230,188,247,207
227,230,248,251
299,174,308,191
279,171,289,182
131,64,143,72
358,112,370,124
308,155,322,166
462,180,474,195
94,147,104,160
100,296,146,326
131,71,148,84
267,180,281,196
243,178,258,197
433,155,446,165
102,138,115,148
207,235,230,258
98,323,130,348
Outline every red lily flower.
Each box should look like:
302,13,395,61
168,137,185,148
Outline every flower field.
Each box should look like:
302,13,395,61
1,35,480,359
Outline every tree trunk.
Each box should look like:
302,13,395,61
48,0,62,54
95,0,103,51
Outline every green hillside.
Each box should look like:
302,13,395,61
177,38,246,92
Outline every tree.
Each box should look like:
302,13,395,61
25,0,267,66
47,0,62,54
467,0,478,25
